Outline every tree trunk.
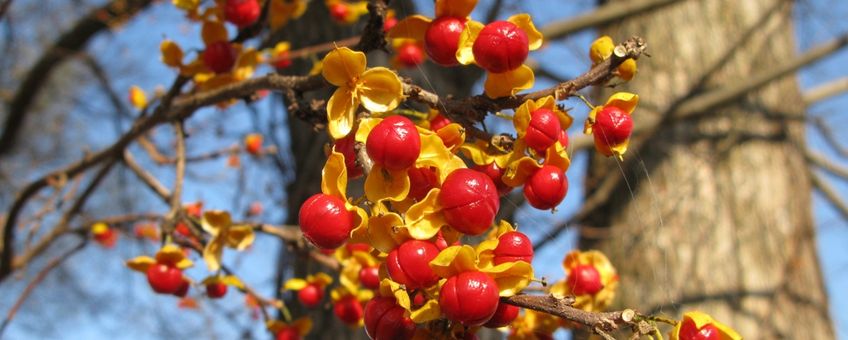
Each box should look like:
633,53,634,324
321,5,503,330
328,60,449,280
580,0,834,338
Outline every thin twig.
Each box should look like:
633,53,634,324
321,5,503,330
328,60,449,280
122,150,172,202
0,240,86,335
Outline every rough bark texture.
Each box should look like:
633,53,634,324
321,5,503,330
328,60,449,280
580,0,834,338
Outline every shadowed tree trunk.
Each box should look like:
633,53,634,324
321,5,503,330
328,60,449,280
580,0,834,338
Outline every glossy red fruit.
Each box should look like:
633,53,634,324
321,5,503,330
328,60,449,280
424,16,465,66
429,114,452,132
439,271,500,326
396,42,425,68
173,278,190,297
524,108,562,153
206,282,228,298
473,162,512,196
203,41,237,74
593,106,633,148
146,264,183,294
558,129,569,149
334,295,364,325
433,230,459,250
334,134,364,179
566,264,603,295
359,266,380,290
364,297,416,340
245,133,263,155
276,328,300,340
329,3,349,22
299,193,354,249
678,319,720,340
523,165,568,210
224,0,261,28
407,167,439,201
298,283,324,308
492,231,534,265
386,240,440,289
440,169,500,235
472,21,529,73
366,115,421,171
483,302,519,328
383,16,398,32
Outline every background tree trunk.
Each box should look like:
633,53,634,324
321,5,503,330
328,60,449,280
580,0,834,338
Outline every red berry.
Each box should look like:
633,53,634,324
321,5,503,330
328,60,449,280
433,230,460,250
407,167,439,201
396,42,425,68
273,51,292,69
524,108,562,153
173,278,190,297
203,41,237,74
146,264,184,294
185,202,203,218
492,231,534,265
439,169,500,235
472,21,529,73
276,328,300,340
678,318,720,340
429,114,452,132
299,193,354,249
473,162,512,196
364,297,416,340
366,116,421,171
386,240,440,289
329,3,349,22
175,222,192,237
558,129,569,149
566,264,603,295
424,16,465,66
334,134,364,179
523,165,568,210
334,295,364,325
298,283,324,308
206,282,228,298
593,106,633,149
483,302,519,328
383,16,398,32
224,0,261,28
245,133,263,155
359,266,380,290
439,271,500,326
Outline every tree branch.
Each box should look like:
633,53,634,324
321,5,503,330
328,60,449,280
803,77,848,105
811,172,848,221
122,150,172,202
0,0,154,154
541,0,681,40
674,33,848,119
0,239,86,336
501,295,643,338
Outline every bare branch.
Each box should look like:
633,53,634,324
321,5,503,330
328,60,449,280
675,33,848,119
0,240,86,336
804,77,848,105
541,0,682,40
807,150,848,179
811,173,848,221
810,117,847,157
502,295,641,336
122,150,172,202
0,0,154,154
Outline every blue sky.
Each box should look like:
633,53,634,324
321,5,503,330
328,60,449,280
1,0,847,339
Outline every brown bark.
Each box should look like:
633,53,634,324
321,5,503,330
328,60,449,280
580,0,834,338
